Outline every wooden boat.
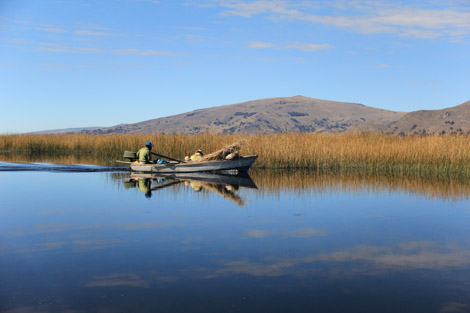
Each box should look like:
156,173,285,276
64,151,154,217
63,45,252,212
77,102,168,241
127,155,258,174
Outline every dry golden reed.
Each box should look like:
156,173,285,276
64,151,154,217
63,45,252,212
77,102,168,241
2,132,470,177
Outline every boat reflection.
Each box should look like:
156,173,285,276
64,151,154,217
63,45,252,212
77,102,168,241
122,172,257,206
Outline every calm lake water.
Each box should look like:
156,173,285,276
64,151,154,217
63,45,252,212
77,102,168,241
2,162,470,313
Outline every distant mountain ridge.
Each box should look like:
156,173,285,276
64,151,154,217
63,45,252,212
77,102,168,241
388,100,470,135
29,96,470,135
87,96,405,134
28,126,102,135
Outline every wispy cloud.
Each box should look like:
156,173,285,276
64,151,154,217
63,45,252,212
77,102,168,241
285,42,332,52
112,48,184,56
246,40,332,52
36,42,106,53
245,230,272,238
205,0,470,39
124,0,160,4
75,29,122,36
34,42,181,57
244,227,326,238
283,227,326,237
35,26,66,33
399,29,441,39
212,241,470,278
246,41,277,49
39,62,100,68
86,273,151,288
180,26,207,30
110,64,156,69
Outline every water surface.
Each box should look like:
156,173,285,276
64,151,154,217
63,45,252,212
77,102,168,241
1,162,470,312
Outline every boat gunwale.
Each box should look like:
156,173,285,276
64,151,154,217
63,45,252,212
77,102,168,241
132,155,257,167
129,155,258,173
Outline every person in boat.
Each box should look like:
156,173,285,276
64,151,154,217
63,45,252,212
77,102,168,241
190,149,203,161
136,141,153,164
184,149,203,162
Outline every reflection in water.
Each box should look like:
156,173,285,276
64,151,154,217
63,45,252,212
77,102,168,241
2,164,470,312
249,170,470,200
108,169,470,201
120,172,258,206
124,176,180,198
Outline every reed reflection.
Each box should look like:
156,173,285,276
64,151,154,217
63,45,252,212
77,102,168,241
110,169,470,201
249,170,470,200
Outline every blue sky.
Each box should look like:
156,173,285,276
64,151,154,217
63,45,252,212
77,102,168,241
1,0,469,133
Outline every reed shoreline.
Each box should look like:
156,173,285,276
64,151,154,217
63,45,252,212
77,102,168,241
1,133,470,178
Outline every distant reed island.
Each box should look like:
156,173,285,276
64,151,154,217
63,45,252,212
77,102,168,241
1,133,470,178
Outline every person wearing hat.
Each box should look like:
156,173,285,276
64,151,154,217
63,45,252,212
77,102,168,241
136,141,154,164
190,149,203,161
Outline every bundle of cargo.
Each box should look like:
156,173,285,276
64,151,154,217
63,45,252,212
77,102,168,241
199,141,246,162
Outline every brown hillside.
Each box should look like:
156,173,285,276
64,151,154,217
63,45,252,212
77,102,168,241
91,96,404,134
387,100,470,135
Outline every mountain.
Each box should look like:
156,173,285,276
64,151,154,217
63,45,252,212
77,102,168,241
387,100,470,135
87,96,405,134
28,126,102,134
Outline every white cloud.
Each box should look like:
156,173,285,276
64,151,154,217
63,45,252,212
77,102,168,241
283,227,326,237
244,227,326,238
212,241,470,278
209,0,470,39
246,40,332,52
399,29,441,39
39,63,100,68
219,0,297,18
180,26,207,30
285,42,332,52
245,230,271,238
112,48,183,56
246,41,277,49
75,30,121,36
35,26,66,33
36,42,106,53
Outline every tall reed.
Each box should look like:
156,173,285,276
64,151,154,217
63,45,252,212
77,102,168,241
1,133,470,177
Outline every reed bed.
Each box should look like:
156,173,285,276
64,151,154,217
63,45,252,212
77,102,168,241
2,133,470,178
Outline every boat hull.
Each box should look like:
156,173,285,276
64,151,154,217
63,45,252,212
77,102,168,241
130,155,257,173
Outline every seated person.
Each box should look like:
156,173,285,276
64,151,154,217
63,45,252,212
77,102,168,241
190,149,203,161
136,141,154,164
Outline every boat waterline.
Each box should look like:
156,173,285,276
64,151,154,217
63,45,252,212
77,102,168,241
129,155,258,173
